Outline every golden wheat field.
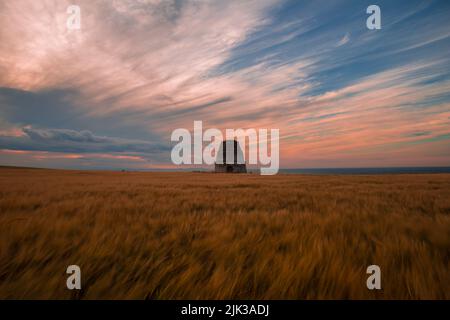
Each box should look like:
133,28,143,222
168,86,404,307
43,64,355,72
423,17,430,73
0,167,449,299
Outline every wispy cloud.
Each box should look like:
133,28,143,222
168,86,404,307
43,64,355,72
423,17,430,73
337,32,350,47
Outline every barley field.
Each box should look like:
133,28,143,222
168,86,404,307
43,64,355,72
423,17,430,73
0,167,449,299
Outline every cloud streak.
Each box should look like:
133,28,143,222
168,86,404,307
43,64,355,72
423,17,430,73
0,126,169,156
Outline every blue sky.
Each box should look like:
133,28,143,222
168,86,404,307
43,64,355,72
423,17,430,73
0,0,449,169
219,0,450,94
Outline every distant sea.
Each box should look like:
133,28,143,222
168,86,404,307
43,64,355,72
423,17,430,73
276,167,450,175
4,165,449,175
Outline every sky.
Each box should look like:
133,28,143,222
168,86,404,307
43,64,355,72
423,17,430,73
0,0,450,170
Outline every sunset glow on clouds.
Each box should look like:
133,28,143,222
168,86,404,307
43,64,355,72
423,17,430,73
0,0,450,169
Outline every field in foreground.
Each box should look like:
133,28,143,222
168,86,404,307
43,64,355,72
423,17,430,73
0,167,449,299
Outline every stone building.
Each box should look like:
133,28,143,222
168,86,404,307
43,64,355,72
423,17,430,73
215,140,247,173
